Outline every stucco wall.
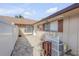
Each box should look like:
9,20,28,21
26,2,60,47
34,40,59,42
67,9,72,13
34,24,39,31
63,14,79,55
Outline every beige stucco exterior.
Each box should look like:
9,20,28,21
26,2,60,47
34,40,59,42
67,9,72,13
34,8,79,55
48,10,79,55
63,14,79,55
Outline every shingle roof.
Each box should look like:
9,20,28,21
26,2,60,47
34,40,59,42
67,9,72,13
14,18,36,25
0,16,36,25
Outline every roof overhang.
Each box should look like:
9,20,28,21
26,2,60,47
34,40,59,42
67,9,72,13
34,4,79,25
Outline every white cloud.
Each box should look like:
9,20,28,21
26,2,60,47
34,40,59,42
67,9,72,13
0,8,25,15
23,10,36,19
23,11,32,16
24,10,36,15
0,8,36,19
0,9,9,15
46,7,58,14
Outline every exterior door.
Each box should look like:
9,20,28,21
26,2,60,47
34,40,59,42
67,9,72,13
42,41,52,56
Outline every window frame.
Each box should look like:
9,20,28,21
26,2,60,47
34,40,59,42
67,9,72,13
58,19,63,32
25,25,33,33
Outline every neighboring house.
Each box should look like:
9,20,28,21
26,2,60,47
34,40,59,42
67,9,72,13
14,18,36,34
0,16,36,34
34,3,79,55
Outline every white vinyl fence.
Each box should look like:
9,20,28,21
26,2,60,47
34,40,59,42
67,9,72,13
0,19,19,56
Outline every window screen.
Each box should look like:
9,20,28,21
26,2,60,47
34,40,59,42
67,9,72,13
25,25,33,33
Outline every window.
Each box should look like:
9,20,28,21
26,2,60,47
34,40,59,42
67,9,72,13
58,20,63,32
25,25,33,33
50,21,58,31
43,23,50,31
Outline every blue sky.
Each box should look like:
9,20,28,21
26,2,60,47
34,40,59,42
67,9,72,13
0,3,73,20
